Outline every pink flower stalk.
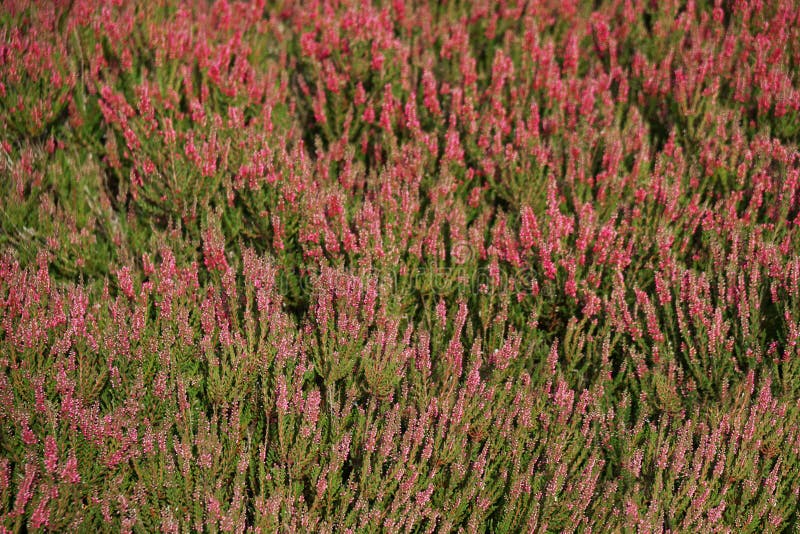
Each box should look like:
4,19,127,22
30,486,55,529
44,436,59,475
443,114,464,164
12,462,37,517
276,375,289,416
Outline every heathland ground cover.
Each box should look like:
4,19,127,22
2,0,800,531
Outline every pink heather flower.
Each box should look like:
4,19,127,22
316,472,328,500
628,449,643,478
455,300,468,331
445,344,464,377
207,494,222,520
541,244,556,280
12,462,36,517
547,341,559,375
44,436,59,474
276,375,289,415
416,330,431,375
379,83,396,131
519,206,540,251
416,483,434,507
436,299,447,325
404,92,420,132
466,358,482,394
444,115,464,164
22,423,37,446
563,258,577,298
491,331,521,370
765,459,781,495
769,509,783,529
553,378,575,425
546,462,567,498
422,69,441,117
654,272,672,306
624,498,639,523
271,214,285,251
33,378,47,414
203,229,229,273
116,267,135,299
0,459,9,496
362,102,376,124
304,389,321,426
370,41,384,71
142,253,155,276
354,82,367,106
582,292,601,318
30,487,55,529
313,81,327,125
337,432,352,462
422,437,433,461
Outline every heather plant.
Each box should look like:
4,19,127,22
2,0,800,531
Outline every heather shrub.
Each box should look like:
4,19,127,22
2,0,800,531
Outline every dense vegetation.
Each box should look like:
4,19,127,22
2,0,800,531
